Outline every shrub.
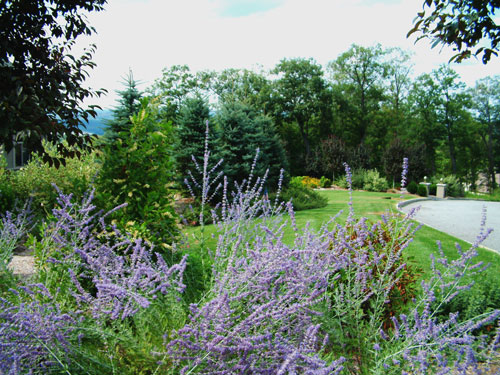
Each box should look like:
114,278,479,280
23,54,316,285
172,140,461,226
441,175,465,197
351,168,366,190
335,169,389,192
429,183,437,196
270,184,327,211
319,176,332,188
289,175,304,188
334,175,348,189
362,169,389,192
290,176,322,189
4,142,99,218
18,187,188,374
0,160,16,213
417,183,428,197
434,269,500,337
97,98,180,248
407,180,418,194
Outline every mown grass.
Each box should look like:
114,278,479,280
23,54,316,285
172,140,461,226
183,189,500,281
465,188,500,202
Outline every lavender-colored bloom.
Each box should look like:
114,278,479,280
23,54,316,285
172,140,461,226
0,200,34,272
0,291,75,374
401,157,409,189
37,186,187,321
170,131,500,374
375,227,500,374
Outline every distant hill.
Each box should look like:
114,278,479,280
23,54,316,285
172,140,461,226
81,109,112,135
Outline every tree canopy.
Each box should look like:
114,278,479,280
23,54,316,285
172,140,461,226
408,0,500,63
0,0,106,166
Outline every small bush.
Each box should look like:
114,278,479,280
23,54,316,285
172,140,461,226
441,175,465,197
334,169,387,192
270,184,327,211
351,168,366,190
289,176,304,188
0,176,16,214
5,142,99,218
417,184,428,197
362,169,389,192
429,183,437,196
434,269,500,337
290,176,321,189
407,181,418,194
334,175,348,189
319,176,332,188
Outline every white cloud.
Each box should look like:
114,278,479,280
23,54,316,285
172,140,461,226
77,0,500,108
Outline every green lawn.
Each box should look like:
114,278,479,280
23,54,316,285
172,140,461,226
465,188,500,202
182,189,500,279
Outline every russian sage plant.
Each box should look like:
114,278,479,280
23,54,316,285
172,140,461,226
169,145,500,375
0,284,76,374
34,185,187,321
0,201,34,273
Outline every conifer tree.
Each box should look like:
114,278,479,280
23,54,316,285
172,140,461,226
105,70,142,141
175,96,211,179
215,102,287,189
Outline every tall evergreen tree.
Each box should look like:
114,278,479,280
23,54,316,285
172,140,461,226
215,102,287,189
105,70,142,141
175,96,211,180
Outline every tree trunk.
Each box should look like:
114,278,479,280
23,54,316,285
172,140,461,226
487,133,496,191
447,129,458,175
296,116,311,161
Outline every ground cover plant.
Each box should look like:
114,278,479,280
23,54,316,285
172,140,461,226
1,140,500,374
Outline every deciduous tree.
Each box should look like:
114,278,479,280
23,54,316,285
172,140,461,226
470,76,500,189
272,58,330,169
327,44,389,146
408,0,500,63
0,0,107,166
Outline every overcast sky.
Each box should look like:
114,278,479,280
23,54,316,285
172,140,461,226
77,0,500,109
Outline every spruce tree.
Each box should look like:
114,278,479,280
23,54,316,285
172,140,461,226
175,96,211,180
215,102,288,190
105,70,142,141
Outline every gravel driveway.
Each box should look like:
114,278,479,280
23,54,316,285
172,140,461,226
399,199,500,253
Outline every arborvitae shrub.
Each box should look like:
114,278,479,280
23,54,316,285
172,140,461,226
429,184,437,196
407,181,418,194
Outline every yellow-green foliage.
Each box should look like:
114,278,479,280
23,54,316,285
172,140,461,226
7,141,100,215
96,98,180,247
290,176,321,189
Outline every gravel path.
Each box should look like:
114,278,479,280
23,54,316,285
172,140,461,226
399,199,500,253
